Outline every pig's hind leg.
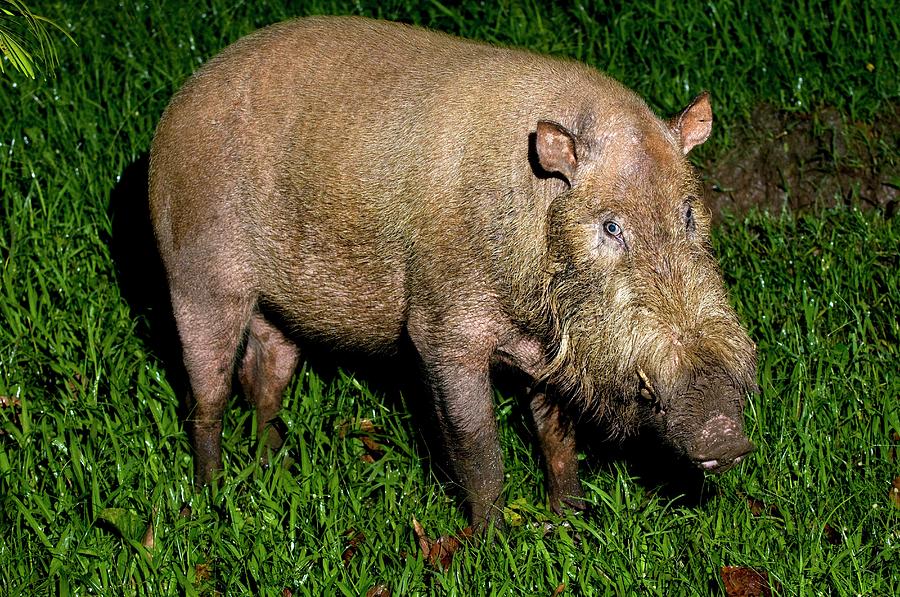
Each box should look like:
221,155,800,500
237,312,300,463
171,286,254,486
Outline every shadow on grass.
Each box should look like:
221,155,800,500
579,429,712,508
107,153,189,396
494,371,713,511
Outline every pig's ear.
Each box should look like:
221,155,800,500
535,120,578,181
669,91,713,154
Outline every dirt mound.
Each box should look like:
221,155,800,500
703,103,898,219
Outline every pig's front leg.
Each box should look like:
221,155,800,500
428,361,505,530
530,392,587,514
409,314,505,530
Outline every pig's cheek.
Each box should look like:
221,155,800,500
610,283,632,311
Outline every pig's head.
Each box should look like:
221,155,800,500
534,92,757,473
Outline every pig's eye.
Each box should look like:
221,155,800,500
604,220,622,237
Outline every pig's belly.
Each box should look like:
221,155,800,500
260,253,408,353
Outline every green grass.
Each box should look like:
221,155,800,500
1,0,898,594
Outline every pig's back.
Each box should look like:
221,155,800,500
149,16,635,352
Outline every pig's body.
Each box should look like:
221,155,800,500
152,17,625,356
150,16,757,527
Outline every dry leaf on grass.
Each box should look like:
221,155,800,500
721,566,780,597
0,395,22,435
747,497,781,518
339,418,388,462
411,517,473,569
822,523,843,545
141,519,155,551
0,395,21,408
365,585,390,597
342,529,366,566
194,563,212,583
890,476,900,509
550,583,566,596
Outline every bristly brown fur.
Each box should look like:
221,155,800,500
150,15,758,527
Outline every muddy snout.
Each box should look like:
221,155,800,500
690,414,755,473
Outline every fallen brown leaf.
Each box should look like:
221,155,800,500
282,589,293,597
195,563,212,583
64,372,84,396
342,529,366,566
360,435,386,462
339,418,387,462
890,477,900,509
747,497,781,518
365,585,390,597
823,523,842,546
721,566,779,597
141,519,155,550
339,418,379,437
0,395,21,408
0,395,21,435
411,517,473,570
550,582,566,596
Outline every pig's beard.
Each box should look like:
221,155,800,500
536,252,757,440
537,265,646,438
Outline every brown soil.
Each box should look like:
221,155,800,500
701,102,899,220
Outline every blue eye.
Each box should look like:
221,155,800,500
604,221,622,237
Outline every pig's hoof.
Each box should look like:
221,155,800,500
551,494,591,516
471,509,507,537
552,499,590,516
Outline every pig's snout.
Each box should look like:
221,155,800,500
690,414,754,473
